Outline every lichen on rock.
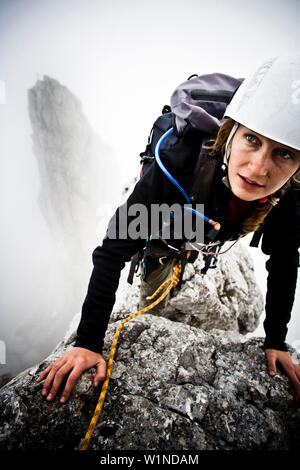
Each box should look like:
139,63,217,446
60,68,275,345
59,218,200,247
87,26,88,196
0,314,299,451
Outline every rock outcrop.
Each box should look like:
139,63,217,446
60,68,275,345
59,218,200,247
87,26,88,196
1,236,288,451
113,240,263,335
0,314,299,451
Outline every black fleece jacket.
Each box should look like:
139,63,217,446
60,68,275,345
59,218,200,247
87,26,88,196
75,125,300,354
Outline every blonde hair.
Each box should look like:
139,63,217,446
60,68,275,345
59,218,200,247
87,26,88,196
207,118,300,235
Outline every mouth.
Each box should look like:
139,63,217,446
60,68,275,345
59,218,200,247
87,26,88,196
239,175,264,188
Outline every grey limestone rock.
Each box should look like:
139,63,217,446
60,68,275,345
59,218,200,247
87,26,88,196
112,240,263,335
0,314,299,451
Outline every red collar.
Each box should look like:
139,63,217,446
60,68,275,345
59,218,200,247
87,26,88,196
226,198,253,225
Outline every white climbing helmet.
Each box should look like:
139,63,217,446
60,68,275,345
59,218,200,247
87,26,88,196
224,54,300,151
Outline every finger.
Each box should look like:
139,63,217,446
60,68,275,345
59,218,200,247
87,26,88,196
41,359,67,397
46,362,73,401
266,353,277,376
94,360,107,387
41,366,57,397
36,364,53,382
284,366,300,391
37,358,64,384
59,366,83,403
293,383,300,406
295,365,300,382
292,383,300,404
291,361,300,380
278,359,300,398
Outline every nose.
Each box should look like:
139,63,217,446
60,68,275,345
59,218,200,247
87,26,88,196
247,149,270,177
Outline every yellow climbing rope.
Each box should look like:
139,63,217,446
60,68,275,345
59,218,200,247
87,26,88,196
80,261,183,450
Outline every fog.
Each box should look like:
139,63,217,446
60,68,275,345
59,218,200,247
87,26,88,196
0,0,300,378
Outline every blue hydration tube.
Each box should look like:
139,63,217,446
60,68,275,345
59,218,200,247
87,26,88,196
155,127,191,203
155,127,220,230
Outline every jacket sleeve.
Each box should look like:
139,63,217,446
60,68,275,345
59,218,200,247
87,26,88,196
261,188,300,351
74,162,171,353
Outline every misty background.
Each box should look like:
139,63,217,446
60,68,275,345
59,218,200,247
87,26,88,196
0,0,299,379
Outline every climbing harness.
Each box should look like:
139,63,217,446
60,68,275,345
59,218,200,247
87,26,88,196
80,261,183,450
187,236,242,256
187,237,242,274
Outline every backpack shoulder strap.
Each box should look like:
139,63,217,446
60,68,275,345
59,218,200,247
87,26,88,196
249,227,264,247
188,136,221,204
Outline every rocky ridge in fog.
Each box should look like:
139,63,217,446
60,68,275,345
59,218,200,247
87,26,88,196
2,76,119,374
28,75,116,298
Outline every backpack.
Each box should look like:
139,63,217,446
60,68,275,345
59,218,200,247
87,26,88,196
139,72,243,182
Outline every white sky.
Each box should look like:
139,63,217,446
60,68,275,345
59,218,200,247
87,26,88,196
0,0,299,374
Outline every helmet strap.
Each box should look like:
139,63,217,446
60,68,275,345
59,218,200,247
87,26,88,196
222,122,239,189
223,121,239,166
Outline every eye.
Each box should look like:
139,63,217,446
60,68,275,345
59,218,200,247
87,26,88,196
245,134,258,144
276,149,294,160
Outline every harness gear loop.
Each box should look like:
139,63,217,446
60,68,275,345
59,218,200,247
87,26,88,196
80,259,185,451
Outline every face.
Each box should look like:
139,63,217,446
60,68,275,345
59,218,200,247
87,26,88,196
228,125,300,201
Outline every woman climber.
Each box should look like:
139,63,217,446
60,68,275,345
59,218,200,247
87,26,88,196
37,54,300,407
